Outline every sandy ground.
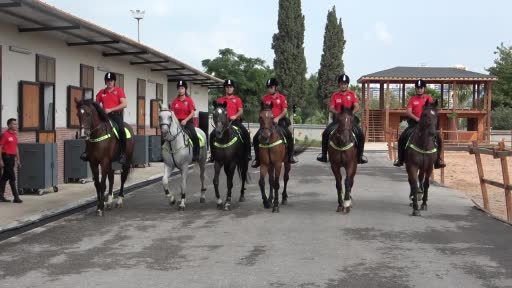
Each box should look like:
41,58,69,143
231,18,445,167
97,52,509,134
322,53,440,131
432,151,511,222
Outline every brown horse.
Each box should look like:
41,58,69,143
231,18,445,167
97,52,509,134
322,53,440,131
405,99,439,216
257,103,291,213
76,99,134,216
328,107,358,214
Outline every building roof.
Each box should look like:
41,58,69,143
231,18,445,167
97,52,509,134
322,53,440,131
358,66,497,83
0,0,224,87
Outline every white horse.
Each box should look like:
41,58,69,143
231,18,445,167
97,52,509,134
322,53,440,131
159,103,207,211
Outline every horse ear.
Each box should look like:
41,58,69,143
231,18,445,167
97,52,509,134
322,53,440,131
159,102,164,111
433,99,439,107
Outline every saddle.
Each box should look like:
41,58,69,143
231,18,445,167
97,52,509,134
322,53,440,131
182,128,206,148
108,120,132,139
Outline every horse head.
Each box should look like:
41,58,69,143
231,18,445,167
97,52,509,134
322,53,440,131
159,102,179,142
334,106,355,142
259,102,274,144
212,101,229,139
75,98,107,140
419,99,439,136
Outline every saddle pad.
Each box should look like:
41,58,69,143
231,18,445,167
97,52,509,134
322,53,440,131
110,120,132,139
187,128,206,148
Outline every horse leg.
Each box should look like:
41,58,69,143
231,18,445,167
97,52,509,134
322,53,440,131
343,164,355,214
90,163,102,216
272,163,282,213
281,162,290,205
331,163,343,212
224,163,236,211
213,162,223,209
417,168,425,200
407,165,421,216
162,164,175,206
117,162,129,208
97,162,108,216
259,165,270,209
239,160,248,202
199,156,207,203
106,165,114,210
268,166,275,205
178,166,188,211
421,167,432,211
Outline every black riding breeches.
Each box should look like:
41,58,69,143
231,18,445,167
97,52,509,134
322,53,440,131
108,112,126,154
182,120,200,156
0,154,19,199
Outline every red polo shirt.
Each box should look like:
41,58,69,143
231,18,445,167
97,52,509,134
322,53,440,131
407,94,434,118
0,130,18,155
262,93,288,118
217,95,243,120
171,96,196,120
95,87,126,111
329,90,359,112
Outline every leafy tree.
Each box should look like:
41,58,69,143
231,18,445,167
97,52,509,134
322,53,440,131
487,43,512,109
202,48,274,122
491,106,512,129
272,0,307,112
317,6,346,109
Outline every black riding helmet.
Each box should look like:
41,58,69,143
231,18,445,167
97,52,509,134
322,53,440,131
224,79,235,87
415,79,426,88
266,78,278,87
338,73,350,84
104,72,116,83
177,80,188,89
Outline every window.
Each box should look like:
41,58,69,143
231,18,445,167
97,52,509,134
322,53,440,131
156,83,163,100
115,73,124,89
19,81,40,130
36,54,55,83
67,86,83,128
137,79,146,135
80,64,94,89
151,83,164,129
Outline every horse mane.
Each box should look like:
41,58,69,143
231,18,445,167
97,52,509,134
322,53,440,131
76,99,109,122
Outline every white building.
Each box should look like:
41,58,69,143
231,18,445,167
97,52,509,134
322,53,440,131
0,0,223,183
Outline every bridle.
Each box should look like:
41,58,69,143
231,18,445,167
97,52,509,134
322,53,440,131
160,111,184,143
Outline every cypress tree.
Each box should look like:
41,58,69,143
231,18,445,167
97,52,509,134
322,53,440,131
317,6,346,108
271,0,307,110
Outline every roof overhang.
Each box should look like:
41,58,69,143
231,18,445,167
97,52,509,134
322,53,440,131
0,0,223,87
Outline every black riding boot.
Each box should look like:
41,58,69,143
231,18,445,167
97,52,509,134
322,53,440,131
251,133,260,168
286,131,298,164
208,131,215,163
355,126,367,164
393,135,406,167
434,134,446,169
316,130,329,162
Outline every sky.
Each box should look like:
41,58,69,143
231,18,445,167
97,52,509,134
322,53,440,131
44,0,512,81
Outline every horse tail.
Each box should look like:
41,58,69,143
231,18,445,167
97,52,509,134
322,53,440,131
237,156,251,184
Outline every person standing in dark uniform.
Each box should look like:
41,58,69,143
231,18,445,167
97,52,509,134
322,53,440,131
0,118,22,203
208,79,251,163
171,80,200,161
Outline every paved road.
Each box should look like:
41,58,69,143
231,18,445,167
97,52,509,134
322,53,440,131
1,151,511,288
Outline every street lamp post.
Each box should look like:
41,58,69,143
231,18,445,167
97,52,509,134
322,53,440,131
130,9,145,42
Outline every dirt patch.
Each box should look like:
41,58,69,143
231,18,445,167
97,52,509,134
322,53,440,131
432,151,510,221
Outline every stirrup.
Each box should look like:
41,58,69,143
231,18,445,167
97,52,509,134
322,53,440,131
358,155,368,164
80,152,89,162
434,160,446,169
251,160,260,168
316,154,328,163
393,160,403,167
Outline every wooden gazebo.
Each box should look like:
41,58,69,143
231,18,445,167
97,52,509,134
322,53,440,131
357,66,497,143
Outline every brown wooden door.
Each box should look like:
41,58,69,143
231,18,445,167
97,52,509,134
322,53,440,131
38,130,56,143
68,86,83,128
137,97,145,135
19,81,40,130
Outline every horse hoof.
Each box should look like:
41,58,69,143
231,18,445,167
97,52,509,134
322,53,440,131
178,206,185,211
263,201,271,209
272,206,279,213
343,207,351,214
409,202,413,207
412,210,421,216
201,188,207,192
421,204,428,211
239,196,245,202
224,205,231,211
336,206,343,213
200,197,206,204
96,210,103,217
281,199,287,205
217,204,223,210
170,199,176,205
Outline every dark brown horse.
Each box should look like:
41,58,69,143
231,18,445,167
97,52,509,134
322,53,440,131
328,107,358,214
257,103,291,213
211,101,249,211
405,99,439,216
76,99,134,216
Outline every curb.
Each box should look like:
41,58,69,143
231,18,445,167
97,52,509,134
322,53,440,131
0,163,203,241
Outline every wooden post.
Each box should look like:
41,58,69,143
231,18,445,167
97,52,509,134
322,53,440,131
365,82,370,142
487,83,493,144
362,82,366,134
387,130,392,160
385,81,390,142
401,83,406,108
440,128,445,185
440,83,444,109
452,81,458,111
477,83,481,109
472,83,476,109
498,140,512,221
472,140,490,210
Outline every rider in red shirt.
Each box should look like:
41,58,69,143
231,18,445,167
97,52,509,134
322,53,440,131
252,78,297,168
316,74,367,164
170,80,200,161
93,72,128,164
0,118,22,203
393,79,446,169
208,79,251,163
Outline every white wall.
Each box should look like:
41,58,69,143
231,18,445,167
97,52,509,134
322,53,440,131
0,20,169,127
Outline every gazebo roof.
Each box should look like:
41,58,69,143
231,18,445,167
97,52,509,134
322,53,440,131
358,66,497,83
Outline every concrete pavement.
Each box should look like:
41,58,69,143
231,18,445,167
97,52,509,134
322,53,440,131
0,151,510,288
